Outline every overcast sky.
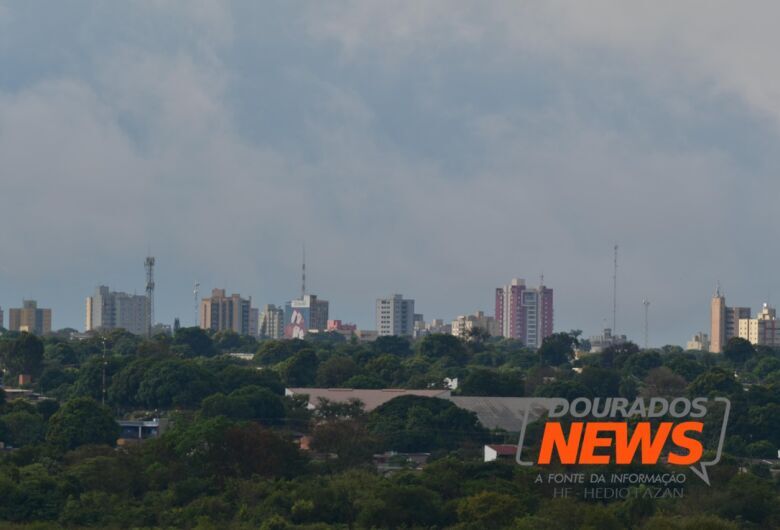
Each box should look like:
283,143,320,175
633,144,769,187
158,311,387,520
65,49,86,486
1,1,779,345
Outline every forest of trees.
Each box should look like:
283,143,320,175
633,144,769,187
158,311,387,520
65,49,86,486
0,327,778,528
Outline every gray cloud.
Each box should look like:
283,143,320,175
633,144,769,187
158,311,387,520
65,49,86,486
0,2,778,345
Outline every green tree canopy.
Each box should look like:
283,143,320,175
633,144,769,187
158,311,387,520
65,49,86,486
368,396,486,452
46,397,119,450
538,332,578,366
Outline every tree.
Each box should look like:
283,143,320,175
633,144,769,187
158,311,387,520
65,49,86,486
642,367,686,397
457,491,528,530
372,335,413,357
215,364,283,395
368,396,486,452
310,419,378,467
579,366,620,397
255,340,292,365
166,418,306,479
316,356,359,387
136,359,215,408
46,397,119,449
417,334,468,365
281,349,319,387
663,353,705,382
601,341,640,369
0,410,45,447
723,337,755,366
0,333,44,380
688,368,742,397
538,332,578,366
172,327,216,358
535,380,592,401
460,369,524,396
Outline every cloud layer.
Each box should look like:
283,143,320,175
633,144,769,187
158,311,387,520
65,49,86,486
1,2,778,345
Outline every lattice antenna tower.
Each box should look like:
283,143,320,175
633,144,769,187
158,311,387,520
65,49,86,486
145,256,155,338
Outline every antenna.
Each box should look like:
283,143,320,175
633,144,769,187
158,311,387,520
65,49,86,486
194,282,200,327
101,338,107,405
643,298,650,349
301,244,306,298
540,272,544,287
612,244,619,334
145,256,155,338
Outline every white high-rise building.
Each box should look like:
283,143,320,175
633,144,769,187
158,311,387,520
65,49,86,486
376,294,415,336
259,304,285,339
86,286,148,336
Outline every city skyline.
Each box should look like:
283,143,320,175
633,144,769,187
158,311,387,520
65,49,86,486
3,3,780,345
5,259,780,349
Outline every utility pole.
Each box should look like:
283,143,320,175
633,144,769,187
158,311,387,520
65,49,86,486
101,338,107,406
193,282,200,327
612,244,619,333
643,298,650,349
301,244,306,298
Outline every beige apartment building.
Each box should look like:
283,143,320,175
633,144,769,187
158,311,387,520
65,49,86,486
451,311,500,338
200,288,253,335
710,289,750,353
8,300,52,335
738,303,779,347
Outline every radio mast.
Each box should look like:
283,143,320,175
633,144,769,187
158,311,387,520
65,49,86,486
145,256,155,338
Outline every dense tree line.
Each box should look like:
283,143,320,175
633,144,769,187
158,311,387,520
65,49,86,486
0,327,777,528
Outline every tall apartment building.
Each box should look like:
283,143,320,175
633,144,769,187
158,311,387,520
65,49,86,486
284,294,329,339
451,311,499,338
86,286,148,336
495,278,553,348
259,304,284,339
199,289,253,335
710,289,751,353
738,303,780,348
8,300,52,335
376,294,415,336
0,306,4,329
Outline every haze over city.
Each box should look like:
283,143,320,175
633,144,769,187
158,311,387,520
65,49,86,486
3,2,780,345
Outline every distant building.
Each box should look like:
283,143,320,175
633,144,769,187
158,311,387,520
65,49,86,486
710,288,751,353
284,294,329,339
376,294,415,336
9,300,52,335
0,306,4,329
327,320,357,339
414,318,452,337
356,329,379,342
117,418,168,446
484,444,518,463
451,311,499,339
249,307,259,337
495,278,553,348
285,388,451,412
86,286,148,336
587,328,627,354
686,332,710,351
259,304,284,339
199,288,253,335
738,303,780,347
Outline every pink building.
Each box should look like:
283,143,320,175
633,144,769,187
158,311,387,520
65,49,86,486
495,278,553,348
327,319,357,331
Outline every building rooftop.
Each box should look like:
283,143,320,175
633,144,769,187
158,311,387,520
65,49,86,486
447,396,564,432
285,388,452,411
